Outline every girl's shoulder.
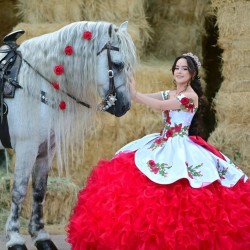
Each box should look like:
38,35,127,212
179,91,199,108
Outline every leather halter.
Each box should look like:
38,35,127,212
97,24,119,111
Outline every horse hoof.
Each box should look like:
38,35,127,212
8,245,28,250
35,239,58,250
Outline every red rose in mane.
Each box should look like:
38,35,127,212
83,31,92,40
64,45,73,55
54,65,64,75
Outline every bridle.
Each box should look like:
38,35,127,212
97,24,119,111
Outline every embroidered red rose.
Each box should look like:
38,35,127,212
83,31,92,40
52,82,60,90
164,110,171,124
166,129,174,138
59,101,66,110
148,160,156,167
64,45,73,55
155,138,162,145
174,123,182,133
180,97,190,106
187,103,194,112
151,167,159,174
54,65,64,75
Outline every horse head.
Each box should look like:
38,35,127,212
16,21,136,118
96,21,136,117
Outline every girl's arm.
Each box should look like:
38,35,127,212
129,78,163,100
133,92,179,111
130,78,197,111
143,92,163,100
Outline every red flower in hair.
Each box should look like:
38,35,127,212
54,65,64,75
52,82,60,90
64,45,73,55
59,101,66,110
83,31,92,40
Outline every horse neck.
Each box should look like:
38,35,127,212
19,22,101,105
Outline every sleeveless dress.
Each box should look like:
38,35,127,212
67,91,250,250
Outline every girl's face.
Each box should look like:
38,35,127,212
173,58,192,85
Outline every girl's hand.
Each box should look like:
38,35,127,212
130,77,137,100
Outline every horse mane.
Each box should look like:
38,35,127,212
16,21,136,173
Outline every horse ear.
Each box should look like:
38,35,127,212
118,21,128,31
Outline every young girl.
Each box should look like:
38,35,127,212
67,53,250,250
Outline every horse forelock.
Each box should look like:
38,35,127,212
112,25,137,93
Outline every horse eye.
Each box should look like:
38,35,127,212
112,62,124,72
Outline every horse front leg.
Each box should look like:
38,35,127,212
5,143,38,250
29,136,58,250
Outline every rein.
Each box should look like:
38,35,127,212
21,56,91,108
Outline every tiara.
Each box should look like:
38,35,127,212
182,52,201,69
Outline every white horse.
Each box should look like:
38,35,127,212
0,21,136,250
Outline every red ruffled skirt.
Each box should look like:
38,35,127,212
67,151,250,250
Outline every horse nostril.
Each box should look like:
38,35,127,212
121,104,130,113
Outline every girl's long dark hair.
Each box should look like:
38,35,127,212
171,55,209,140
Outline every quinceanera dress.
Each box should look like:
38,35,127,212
67,91,250,250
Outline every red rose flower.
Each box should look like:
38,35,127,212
54,65,64,75
59,101,66,110
152,167,159,174
187,103,194,112
155,138,162,145
148,160,156,167
180,97,190,106
83,31,92,40
64,45,73,55
174,123,182,133
164,110,171,124
166,129,174,138
52,82,60,90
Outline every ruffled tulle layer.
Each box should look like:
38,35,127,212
67,152,250,250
